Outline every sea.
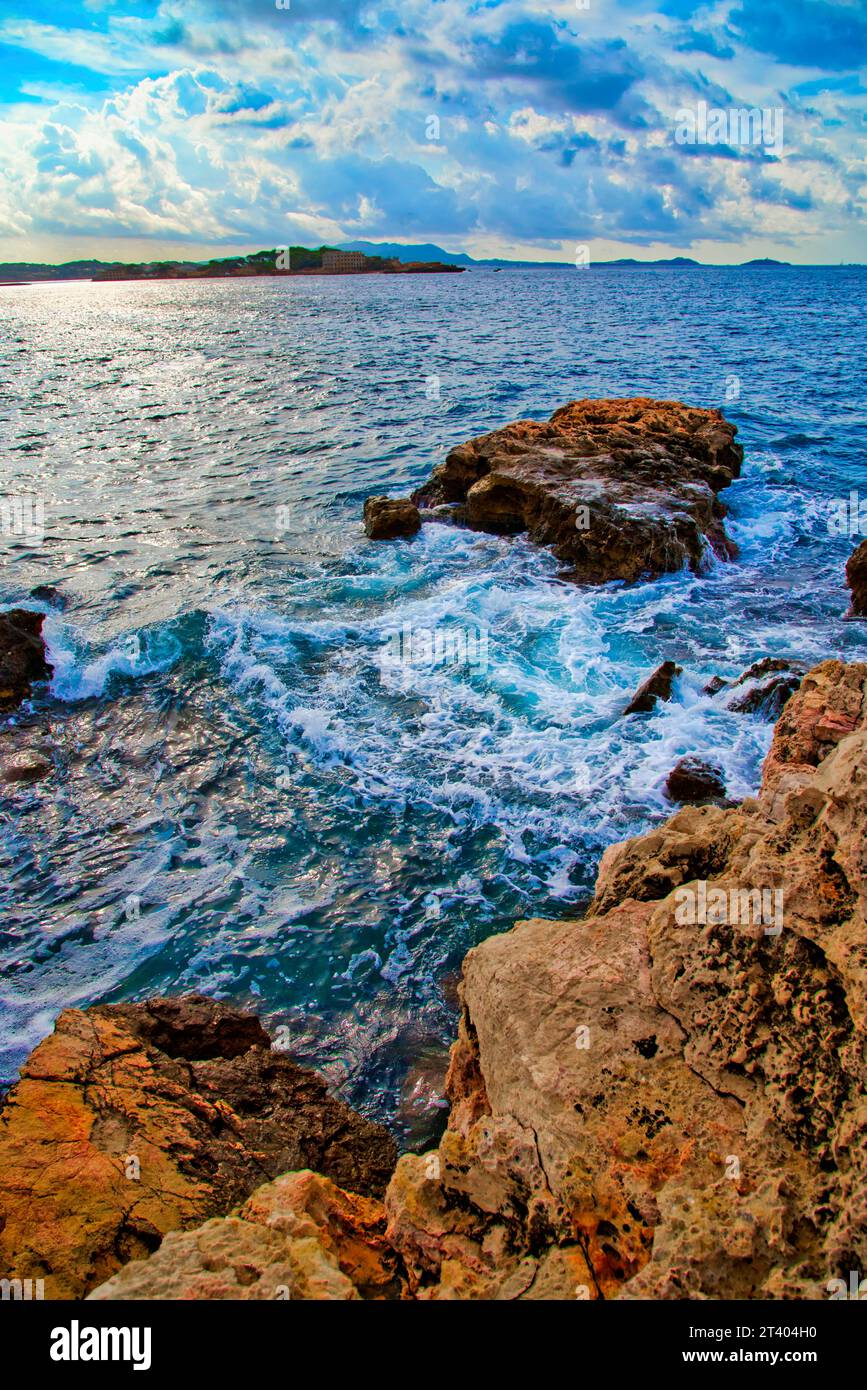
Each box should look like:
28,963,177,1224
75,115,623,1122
1,264,865,1147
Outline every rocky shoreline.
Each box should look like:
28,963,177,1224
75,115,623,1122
1,398,865,1300
0,657,864,1300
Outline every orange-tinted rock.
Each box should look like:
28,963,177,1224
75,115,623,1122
413,398,742,583
760,659,867,809
0,996,396,1297
363,496,421,539
240,1170,404,1298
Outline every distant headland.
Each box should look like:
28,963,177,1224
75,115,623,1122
0,246,465,285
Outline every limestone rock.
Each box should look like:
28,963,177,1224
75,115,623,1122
14,661,867,1303
363,496,421,540
0,995,396,1297
0,609,53,711
587,804,752,920
623,660,682,715
845,539,867,617
89,1171,405,1301
90,1215,358,1301
412,398,742,584
760,658,867,811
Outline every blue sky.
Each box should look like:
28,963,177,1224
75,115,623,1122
0,0,864,263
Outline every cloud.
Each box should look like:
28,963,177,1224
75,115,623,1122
0,0,864,260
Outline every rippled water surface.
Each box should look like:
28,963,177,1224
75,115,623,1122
1,267,866,1144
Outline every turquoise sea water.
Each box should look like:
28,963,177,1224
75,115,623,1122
1,266,866,1145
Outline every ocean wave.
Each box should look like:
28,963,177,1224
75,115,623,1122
45,617,185,702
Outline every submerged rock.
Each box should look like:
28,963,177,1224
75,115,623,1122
623,659,682,715
29,584,67,610
363,496,421,540
0,749,52,783
0,608,53,711
846,539,867,617
412,397,742,583
0,995,396,1297
664,755,727,804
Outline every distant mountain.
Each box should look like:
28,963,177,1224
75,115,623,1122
739,258,791,267
339,240,577,268
603,256,700,267
338,240,476,266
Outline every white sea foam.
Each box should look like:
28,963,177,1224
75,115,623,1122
201,527,777,887
45,617,182,701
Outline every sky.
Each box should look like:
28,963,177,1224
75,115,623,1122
0,0,864,264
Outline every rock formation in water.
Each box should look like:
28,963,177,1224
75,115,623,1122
363,496,421,539
846,539,867,617
724,658,805,719
0,995,396,1297
623,659,682,715
664,755,727,804
402,398,743,583
0,608,53,711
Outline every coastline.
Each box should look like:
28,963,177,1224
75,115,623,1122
1,655,863,1299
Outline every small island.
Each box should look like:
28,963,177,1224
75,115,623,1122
0,247,465,284
91,246,465,281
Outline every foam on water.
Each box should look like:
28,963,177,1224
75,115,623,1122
44,614,183,701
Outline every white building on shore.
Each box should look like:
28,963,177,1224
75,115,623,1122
321,249,367,272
